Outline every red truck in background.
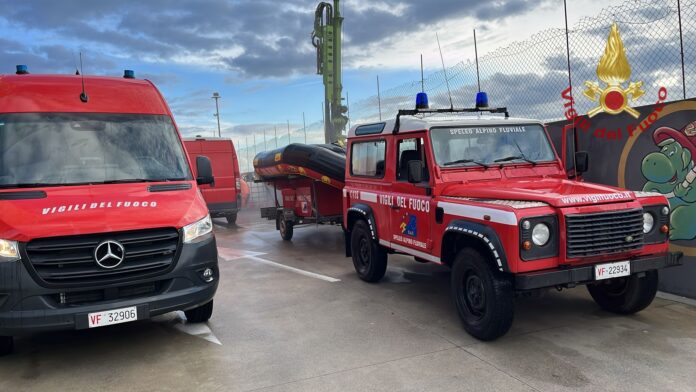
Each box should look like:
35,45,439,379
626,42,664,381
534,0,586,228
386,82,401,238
184,137,242,225
0,66,219,355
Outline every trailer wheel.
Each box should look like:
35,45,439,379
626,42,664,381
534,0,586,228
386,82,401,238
0,336,13,356
185,300,214,323
350,220,387,282
451,248,514,341
279,217,294,241
226,213,237,225
587,270,658,314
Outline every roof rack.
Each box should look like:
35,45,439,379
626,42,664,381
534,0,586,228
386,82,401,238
392,107,510,134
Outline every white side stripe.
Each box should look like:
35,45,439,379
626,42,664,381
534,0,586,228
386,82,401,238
379,240,442,264
360,192,378,203
438,202,517,226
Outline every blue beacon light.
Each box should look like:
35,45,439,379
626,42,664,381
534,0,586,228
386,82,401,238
476,92,489,109
16,65,29,75
123,70,135,79
416,92,429,109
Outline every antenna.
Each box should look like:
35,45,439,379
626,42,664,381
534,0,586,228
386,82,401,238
377,75,382,121
420,54,425,92
436,32,454,110
79,52,88,103
73,52,80,75
473,29,481,92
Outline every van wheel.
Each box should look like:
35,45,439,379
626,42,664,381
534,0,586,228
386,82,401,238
0,336,13,356
587,270,658,314
226,213,237,225
185,300,214,323
350,220,387,282
279,218,294,241
451,248,514,341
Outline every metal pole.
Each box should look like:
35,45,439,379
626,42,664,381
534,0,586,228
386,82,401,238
274,126,278,148
346,92,351,132
245,136,250,172
212,92,222,137
287,120,291,145
253,133,257,158
263,129,267,150
473,30,481,93
563,0,573,107
377,75,382,121
303,112,307,144
321,101,325,124
678,0,686,100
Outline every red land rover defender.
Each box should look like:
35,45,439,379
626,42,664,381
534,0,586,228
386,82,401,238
184,137,242,225
343,99,682,340
0,67,219,354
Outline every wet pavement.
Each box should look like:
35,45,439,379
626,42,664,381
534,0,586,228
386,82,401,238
2,209,696,391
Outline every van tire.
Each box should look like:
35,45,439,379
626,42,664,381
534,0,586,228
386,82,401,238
451,248,514,341
279,218,294,241
226,213,237,225
185,300,214,323
587,270,658,314
0,336,13,356
350,220,387,282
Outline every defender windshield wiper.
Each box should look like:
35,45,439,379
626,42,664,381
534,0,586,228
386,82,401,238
493,155,538,166
443,159,490,169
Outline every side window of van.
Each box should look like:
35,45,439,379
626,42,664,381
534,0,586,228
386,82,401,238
351,140,386,178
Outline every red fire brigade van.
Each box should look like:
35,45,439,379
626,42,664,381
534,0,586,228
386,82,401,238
342,94,682,340
184,137,242,225
0,66,219,354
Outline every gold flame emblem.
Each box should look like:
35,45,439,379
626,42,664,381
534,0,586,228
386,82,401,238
584,23,644,118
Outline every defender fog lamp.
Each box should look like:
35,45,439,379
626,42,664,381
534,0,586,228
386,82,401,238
643,212,655,234
183,215,213,243
531,223,550,246
0,239,20,262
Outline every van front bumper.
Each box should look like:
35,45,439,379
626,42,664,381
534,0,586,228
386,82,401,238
515,252,683,290
0,235,218,336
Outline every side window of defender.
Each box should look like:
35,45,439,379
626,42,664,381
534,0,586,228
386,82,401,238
396,138,429,182
351,140,386,178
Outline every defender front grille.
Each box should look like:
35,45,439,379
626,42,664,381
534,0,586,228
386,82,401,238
24,228,180,287
565,209,644,258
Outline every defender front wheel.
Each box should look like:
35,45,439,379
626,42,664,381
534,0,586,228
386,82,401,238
350,220,387,282
451,248,514,341
587,270,658,314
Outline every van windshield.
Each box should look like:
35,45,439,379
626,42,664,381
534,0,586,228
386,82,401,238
429,124,556,167
0,113,191,188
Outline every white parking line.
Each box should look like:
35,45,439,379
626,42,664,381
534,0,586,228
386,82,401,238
244,255,341,283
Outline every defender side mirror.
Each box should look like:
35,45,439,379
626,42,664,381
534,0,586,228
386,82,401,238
575,151,589,175
196,156,215,186
407,160,424,184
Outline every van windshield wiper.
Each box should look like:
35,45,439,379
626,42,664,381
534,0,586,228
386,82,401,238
100,178,187,184
443,159,490,169
493,155,538,165
0,182,85,189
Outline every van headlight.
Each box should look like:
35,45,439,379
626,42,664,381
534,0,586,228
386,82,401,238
183,215,213,243
0,239,20,262
532,223,550,246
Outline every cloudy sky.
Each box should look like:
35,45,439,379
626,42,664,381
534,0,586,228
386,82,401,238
1,0,630,142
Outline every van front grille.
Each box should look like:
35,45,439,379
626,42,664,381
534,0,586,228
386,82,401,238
24,228,180,287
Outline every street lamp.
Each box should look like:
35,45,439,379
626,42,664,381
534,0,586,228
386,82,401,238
212,92,221,137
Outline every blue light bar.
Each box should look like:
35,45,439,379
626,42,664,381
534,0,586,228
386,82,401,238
416,92,429,109
123,70,135,79
16,65,29,75
476,92,489,108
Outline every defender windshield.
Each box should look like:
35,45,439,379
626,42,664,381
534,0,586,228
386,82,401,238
430,124,556,167
0,113,191,188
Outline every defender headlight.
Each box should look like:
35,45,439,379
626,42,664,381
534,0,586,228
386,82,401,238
0,239,20,262
532,223,550,246
643,212,655,234
183,215,213,243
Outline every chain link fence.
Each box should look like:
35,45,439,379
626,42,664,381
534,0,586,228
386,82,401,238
237,0,696,175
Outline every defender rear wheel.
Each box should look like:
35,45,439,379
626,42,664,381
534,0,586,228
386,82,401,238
451,248,514,341
0,336,13,356
185,300,214,323
278,217,294,241
587,270,658,314
350,220,387,282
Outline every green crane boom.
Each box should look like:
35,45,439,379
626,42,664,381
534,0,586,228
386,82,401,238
312,0,348,144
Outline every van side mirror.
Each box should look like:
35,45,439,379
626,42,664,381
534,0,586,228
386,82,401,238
407,160,424,184
196,156,215,186
575,151,589,174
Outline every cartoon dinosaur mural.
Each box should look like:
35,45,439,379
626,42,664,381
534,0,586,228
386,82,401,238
641,122,696,240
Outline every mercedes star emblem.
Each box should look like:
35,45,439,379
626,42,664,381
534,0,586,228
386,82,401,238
94,240,126,269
